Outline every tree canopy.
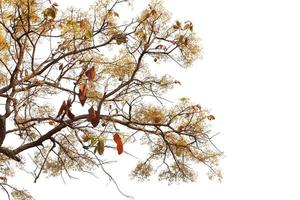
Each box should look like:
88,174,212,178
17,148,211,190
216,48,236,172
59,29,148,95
0,0,222,199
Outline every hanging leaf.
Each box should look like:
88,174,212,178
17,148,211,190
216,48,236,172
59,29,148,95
113,133,123,155
88,106,100,127
85,66,96,81
96,137,105,155
114,34,127,45
24,69,29,80
91,113,100,127
79,83,88,106
153,116,162,124
67,110,75,121
183,23,190,31
173,20,182,30
178,35,185,44
88,106,96,120
82,133,91,142
150,9,157,16
155,44,167,50
207,115,215,120
174,80,181,85
113,11,119,18
57,101,67,117
43,7,57,19
66,98,72,109
196,104,202,110
177,125,184,132
183,38,188,46
86,30,93,39
59,63,63,70
48,120,55,126
79,18,90,30
183,21,193,31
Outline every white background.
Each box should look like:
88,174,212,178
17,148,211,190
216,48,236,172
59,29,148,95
14,0,300,199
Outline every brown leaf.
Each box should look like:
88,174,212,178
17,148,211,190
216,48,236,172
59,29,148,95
66,98,72,109
59,63,63,70
115,34,127,45
178,35,185,43
88,106,96,121
176,20,181,28
79,83,88,106
113,133,123,155
183,38,188,46
173,20,182,30
153,116,162,124
174,80,181,85
155,44,166,50
207,115,215,121
97,138,105,155
177,125,184,132
150,9,157,16
189,23,193,31
88,106,100,127
91,113,100,127
183,23,190,30
48,120,55,126
43,7,56,19
82,133,91,142
113,11,119,18
57,101,67,118
85,66,96,81
67,110,75,121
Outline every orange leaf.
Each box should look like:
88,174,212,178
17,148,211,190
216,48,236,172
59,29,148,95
79,83,88,106
85,66,96,81
113,133,123,155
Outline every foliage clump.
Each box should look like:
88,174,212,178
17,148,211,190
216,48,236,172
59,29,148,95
0,0,222,199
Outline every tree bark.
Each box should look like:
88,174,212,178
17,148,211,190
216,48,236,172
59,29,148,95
0,115,5,147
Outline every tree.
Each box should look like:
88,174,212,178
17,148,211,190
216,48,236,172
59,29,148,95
0,0,222,199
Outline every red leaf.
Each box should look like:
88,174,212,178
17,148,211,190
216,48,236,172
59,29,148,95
85,66,96,81
79,83,88,106
113,133,123,155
